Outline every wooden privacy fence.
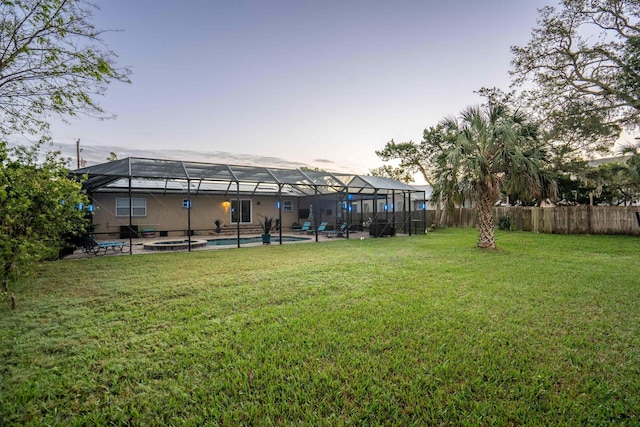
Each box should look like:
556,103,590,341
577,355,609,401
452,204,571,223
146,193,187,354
432,206,640,236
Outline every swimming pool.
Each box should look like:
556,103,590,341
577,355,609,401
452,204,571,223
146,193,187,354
207,236,311,246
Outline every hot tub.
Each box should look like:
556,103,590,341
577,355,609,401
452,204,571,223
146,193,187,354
143,239,207,251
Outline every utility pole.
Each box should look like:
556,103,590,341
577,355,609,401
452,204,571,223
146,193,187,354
75,139,86,168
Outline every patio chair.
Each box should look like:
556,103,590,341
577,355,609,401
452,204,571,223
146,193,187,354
293,221,311,234
307,222,328,234
323,222,349,238
81,235,128,255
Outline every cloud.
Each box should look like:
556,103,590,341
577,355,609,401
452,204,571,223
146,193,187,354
47,142,318,170
313,158,336,164
5,141,354,173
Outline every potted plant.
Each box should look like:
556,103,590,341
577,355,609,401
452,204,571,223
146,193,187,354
214,219,223,233
258,216,274,245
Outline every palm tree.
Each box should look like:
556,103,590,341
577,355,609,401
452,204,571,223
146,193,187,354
432,103,554,249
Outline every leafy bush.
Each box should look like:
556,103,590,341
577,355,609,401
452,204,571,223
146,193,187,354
498,215,513,231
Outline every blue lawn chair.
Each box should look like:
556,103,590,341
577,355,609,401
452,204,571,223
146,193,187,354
81,235,128,255
307,222,328,234
323,222,349,238
294,221,311,234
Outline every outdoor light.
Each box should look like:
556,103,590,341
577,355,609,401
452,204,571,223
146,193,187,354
277,201,281,209
348,194,353,200
383,204,388,211
222,200,230,208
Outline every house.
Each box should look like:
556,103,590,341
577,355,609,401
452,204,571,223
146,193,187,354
74,157,429,241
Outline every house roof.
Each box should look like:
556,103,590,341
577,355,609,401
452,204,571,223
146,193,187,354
587,155,632,167
74,157,425,198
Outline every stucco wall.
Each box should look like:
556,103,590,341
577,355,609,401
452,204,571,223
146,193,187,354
90,193,300,237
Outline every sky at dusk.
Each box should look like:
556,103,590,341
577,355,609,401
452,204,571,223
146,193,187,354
40,0,555,179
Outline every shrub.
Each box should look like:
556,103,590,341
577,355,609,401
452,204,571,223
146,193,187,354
498,215,513,231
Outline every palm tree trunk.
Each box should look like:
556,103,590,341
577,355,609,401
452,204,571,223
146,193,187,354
477,191,496,249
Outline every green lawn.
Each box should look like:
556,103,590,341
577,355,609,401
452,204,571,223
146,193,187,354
1,229,639,425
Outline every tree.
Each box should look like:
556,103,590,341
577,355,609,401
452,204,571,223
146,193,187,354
375,126,449,185
581,162,629,204
368,164,414,183
511,0,640,154
619,141,640,202
432,104,555,249
0,141,89,296
0,0,131,136
622,140,640,175
376,127,453,225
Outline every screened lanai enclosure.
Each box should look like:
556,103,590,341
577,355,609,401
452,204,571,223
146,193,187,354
74,158,427,250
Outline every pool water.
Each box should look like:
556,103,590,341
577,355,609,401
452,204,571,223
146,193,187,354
206,236,311,246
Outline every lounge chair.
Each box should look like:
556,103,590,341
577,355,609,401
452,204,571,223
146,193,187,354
307,222,328,234
81,235,128,255
293,221,311,234
323,222,349,238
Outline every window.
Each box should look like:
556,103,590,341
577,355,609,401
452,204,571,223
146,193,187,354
231,199,252,223
283,200,293,212
116,197,147,217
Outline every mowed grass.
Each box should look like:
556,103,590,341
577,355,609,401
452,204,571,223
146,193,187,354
1,229,639,426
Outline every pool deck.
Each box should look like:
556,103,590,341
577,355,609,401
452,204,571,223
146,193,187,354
64,231,374,259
